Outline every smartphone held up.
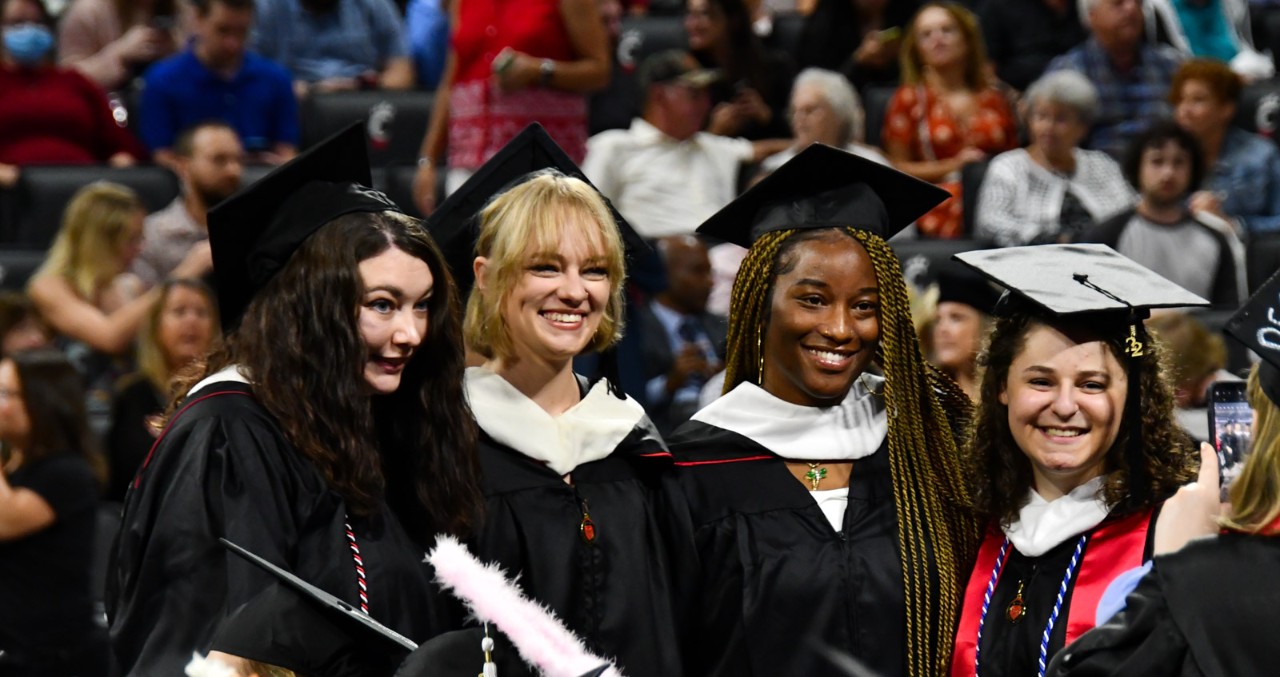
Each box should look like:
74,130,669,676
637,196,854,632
1208,380,1253,502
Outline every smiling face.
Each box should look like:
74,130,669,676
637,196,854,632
487,218,612,370
761,232,880,407
912,6,967,71
932,300,983,373
157,284,215,370
357,246,433,395
999,322,1128,498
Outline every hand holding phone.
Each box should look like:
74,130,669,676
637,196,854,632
1208,380,1253,501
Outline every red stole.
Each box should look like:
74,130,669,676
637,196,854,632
949,508,1154,677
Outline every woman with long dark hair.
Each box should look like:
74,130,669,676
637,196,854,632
950,245,1205,677
108,125,482,676
664,146,980,677
0,349,108,675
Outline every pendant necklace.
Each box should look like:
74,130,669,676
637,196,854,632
805,463,828,490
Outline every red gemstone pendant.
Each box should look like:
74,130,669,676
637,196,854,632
580,514,596,543
1006,580,1026,624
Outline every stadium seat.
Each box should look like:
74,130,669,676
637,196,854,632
299,91,434,167
1247,232,1280,292
0,249,45,290
891,237,996,291
765,14,806,57
379,165,423,218
1234,80,1280,139
961,157,991,237
617,16,688,73
863,85,897,149
3,166,179,249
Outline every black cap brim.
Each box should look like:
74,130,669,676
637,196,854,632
208,121,400,331
953,244,1209,318
426,123,650,294
695,143,951,248
219,538,418,659
1225,268,1280,405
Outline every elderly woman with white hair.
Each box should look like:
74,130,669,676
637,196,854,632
975,70,1136,246
760,67,888,174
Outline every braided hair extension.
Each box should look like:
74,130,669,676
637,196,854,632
721,226,981,675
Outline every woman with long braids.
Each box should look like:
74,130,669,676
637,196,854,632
108,125,482,676
663,145,981,677
949,244,1209,677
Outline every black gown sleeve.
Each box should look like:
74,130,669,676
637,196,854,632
1046,571,1196,677
108,389,335,676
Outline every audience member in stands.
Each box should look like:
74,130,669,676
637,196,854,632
0,349,108,676
686,0,795,140
882,1,1017,239
133,121,243,287
57,0,181,93
583,50,783,239
0,0,145,188
977,70,1135,246
28,183,211,359
639,235,726,437
979,0,1087,92
405,0,447,90
138,0,299,167
1044,0,1182,158
1147,0,1273,80
1082,121,1240,307
1146,310,1232,443
1172,58,1280,235
796,0,917,90
106,278,217,501
410,0,611,214
760,67,888,173
251,0,415,97
0,292,51,358
927,261,998,402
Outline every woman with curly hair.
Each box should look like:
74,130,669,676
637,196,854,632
949,244,1207,677
108,125,482,676
663,146,981,677
1044,269,1280,676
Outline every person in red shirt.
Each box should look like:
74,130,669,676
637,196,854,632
0,0,145,187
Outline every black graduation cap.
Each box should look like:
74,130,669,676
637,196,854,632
208,121,401,331
426,123,650,295
952,244,1209,319
1225,268,1280,406
695,143,950,247
934,259,1001,316
214,538,415,677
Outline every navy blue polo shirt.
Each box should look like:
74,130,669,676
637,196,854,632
138,49,300,153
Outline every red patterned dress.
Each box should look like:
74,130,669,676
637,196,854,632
882,85,1017,238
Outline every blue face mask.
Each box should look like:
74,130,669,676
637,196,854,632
3,23,55,66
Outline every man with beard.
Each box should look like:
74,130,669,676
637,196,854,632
251,0,415,97
132,122,244,287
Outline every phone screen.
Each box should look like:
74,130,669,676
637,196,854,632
1208,381,1253,501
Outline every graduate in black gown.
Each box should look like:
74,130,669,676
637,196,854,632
661,145,981,677
950,245,1209,677
426,125,681,676
1045,268,1280,676
107,124,483,676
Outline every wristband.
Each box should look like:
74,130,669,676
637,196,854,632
539,59,555,87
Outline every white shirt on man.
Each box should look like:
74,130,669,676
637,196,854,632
582,118,753,239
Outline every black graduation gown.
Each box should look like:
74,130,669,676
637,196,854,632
1047,533,1280,677
107,381,452,676
663,419,907,677
469,424,682,677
